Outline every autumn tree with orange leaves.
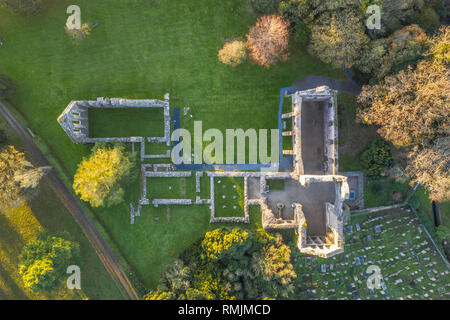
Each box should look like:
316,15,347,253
357,26,450,201
246,15,290,67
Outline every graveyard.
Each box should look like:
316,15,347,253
293,207,450,300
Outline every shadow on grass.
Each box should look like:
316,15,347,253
0,263,28,300
0,213,25,258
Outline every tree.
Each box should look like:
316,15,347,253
428,26,450,65
413,6,441,34
358,60,449,148
407,138,450,202
293,20,311,47
308,9,370,68
19,233,79,292
160,259,192,293
358,31,449,201
0,145,47,208
360,139,394,177
147,228,297,300
143,290,175,300
73,144,134,207
0,75,17,99
356,25,428,80
218,40,247,67
0,0,43,15
374,0,425,37
250,234,296,298
201,228,249,260
246,14,290,67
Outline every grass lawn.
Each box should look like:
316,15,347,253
88,108,164,138
198,174,211,200
0,0,346,290
409,186,450,235
214,177,245,217
364,178,410,208
0,124,122,300
147,176,195,200
145,141,169,155
267,178,285,190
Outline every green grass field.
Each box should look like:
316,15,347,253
0,0,346,291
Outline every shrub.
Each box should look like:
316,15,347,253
218,40,247,67
246,14,290,67
360,139,394,177
250,0,278,14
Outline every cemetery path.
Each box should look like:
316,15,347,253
0,101,139,300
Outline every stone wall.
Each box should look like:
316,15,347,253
58,97,171,144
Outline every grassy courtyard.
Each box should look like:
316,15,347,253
88,107,164,138
0,0,347,292
214,177,245,218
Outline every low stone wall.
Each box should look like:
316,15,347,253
58,97,171,144
144,171,191,178
152,199,192,207
196,172,203,193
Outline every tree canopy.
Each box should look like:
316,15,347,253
145,228,296,300
358,26,450,201
0,145,47,208
218,40,247,67
73,144,134,207
19,233,79,292
308,9,370,68
246,14,290,67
